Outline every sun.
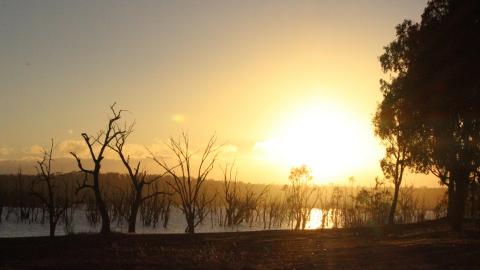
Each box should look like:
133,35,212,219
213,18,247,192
254,102,381,183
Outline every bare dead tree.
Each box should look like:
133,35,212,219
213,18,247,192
30,139,79,237
139,181,172,228
70,103,127,234
221,162,269,227
110,124,170,233
222,162,239,226
241,184,269,227
263,192,287,229
194,189,218,228
14,169,29,223
150,132,220,234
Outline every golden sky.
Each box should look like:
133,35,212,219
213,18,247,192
0,1,437,186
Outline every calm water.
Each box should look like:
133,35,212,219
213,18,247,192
0,207,434,237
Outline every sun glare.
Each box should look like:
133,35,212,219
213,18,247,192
255,102,381,183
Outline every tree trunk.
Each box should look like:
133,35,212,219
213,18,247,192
451,171,469,231
294,215,301,230
97,198,111,234
225,208,233,226
163,201,171,229
128,194,141,233
185,212,195,234
447,179,455,220
470,181,476,219
301,212,308,230
388,183,400,225
49,207,55,238
93,172,111,234
95,189,110,234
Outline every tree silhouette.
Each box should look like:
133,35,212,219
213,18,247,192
373,87,413,225
110,124,170,233
30,139,80,237
287,165,319,230
150,133,220,233
71,103,127,234
221,162,268,227
379,0,480,229
222,162,240,226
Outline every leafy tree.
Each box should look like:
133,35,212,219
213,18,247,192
373,85,412,225
378,0,480,229
287,165,319,230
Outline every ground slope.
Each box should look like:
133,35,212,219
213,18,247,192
0,220,479,269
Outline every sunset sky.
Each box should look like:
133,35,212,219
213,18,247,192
0,0,436,186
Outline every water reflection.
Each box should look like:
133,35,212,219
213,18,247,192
0,207,434,237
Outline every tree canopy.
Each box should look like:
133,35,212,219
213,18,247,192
377,0,480,229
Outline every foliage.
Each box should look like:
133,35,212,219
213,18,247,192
377,0,480,229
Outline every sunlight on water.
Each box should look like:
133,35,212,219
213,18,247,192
305,208,334,229
0,206,435,237
305,208,322,229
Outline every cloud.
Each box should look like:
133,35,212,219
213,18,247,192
57,139,169,160
171,114,186,123
253,139,279,153
16,146,42,161
0,146,14,159
26,144,44,155
57,139,118,160
58,140,89,157
251,139,286,162
122,143,151,159
142,143,172,158
220,144,238,154
1,139,172,164
17,144,45,160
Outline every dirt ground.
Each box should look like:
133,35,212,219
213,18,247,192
1,220,480,270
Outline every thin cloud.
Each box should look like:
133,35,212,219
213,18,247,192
24,145,44,156
171,114,186,124
220,144,238,154
58,139,89,158
0,146,14,160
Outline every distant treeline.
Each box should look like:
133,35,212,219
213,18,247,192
0,170,449,235
0,172,444,209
